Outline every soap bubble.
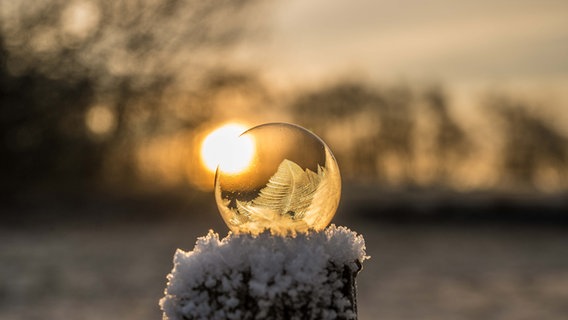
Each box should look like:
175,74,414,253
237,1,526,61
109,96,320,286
214,122,341,235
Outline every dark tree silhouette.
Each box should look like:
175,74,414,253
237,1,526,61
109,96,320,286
289,81,484,188
424,87,471,183
0,0,263,190
488,97,568,189
291,82,383,179
291,81,417,183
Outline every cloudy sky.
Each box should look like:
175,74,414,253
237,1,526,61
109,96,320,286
235,0,568,94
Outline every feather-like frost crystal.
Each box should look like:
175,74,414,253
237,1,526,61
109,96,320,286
214,123,341,235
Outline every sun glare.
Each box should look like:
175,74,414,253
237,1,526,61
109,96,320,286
200,123,254,174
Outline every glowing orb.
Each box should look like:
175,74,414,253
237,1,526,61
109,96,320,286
201,123,255,175
214,123,341,235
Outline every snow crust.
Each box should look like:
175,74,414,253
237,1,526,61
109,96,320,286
160,225,368,320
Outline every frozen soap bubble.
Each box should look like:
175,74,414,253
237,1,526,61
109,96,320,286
214,122,341,235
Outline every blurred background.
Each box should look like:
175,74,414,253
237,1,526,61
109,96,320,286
1,0,568,319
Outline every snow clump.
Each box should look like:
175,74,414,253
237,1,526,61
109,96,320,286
160,224,368,320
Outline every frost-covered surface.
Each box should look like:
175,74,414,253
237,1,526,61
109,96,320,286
160,225,368,320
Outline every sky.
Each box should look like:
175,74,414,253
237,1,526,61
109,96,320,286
234,0,568,96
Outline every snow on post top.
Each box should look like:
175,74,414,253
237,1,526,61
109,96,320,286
160,224,368,320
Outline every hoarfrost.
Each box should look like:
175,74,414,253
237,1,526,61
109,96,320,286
160,225,368,320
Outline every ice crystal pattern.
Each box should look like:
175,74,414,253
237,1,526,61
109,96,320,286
230,159,325,232
214,122,341,235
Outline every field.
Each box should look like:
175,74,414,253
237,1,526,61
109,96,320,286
2,191,567,320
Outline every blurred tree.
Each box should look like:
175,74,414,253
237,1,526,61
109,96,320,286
291,81,416,185
0,0,263,190
1,33,98,186
291,82,477,188
423,87,471,184
291,82,382,179
373,85,415,184
489,97,568,190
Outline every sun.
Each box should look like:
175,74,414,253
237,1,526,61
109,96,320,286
200,123,255,174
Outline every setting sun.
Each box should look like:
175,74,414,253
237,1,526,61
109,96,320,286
200,123,255,174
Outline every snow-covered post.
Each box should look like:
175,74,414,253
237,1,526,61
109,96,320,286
161,123,367,319
160,225,367,320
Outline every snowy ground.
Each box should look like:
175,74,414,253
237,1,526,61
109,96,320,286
2,197,568,320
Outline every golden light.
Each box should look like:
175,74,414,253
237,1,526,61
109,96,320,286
200,123,255,174
61,1,101,41
85,105,116,137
